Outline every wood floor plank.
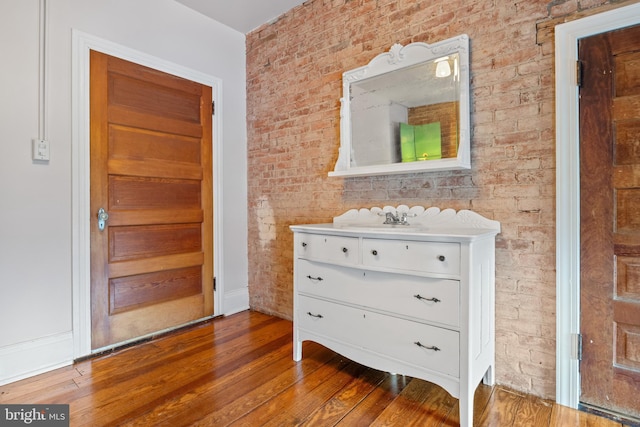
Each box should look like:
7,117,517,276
84,314,285,394
0,311,627,427
369,377,444,426
550,404,625,426
74,311,274,386
334,374,412,426
189,343,341,426
71,315,292,425
93,318,291,425
228,357,370,426
137,342,335,426
405,379,458,427
115,333,294,426
477,386,523,426
0,365,82,404
296,366,388,426
513,393,553,426
120,339,296,426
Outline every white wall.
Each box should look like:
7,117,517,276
0,0,248,384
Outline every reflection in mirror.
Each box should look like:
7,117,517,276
330,35,470,177
350,54,460,167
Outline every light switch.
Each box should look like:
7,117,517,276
32,138,50,161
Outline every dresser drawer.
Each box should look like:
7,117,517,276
362,239,460,275
296,260,459,327
297,295,459,377
366,307,460,378
296,233,359,265
298,295,368,346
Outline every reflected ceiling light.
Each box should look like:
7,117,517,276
434,56,451,78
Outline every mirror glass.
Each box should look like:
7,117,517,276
330,35,470,177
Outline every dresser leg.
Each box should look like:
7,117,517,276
459,393,474,427
482,364,495,386
293,336,302,361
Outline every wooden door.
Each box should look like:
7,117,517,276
579,24,640,419
90,50,214,349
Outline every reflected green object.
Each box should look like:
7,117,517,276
400,122,441,162
400,123,416,162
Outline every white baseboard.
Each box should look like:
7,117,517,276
222,287,249,316
0,332,74,386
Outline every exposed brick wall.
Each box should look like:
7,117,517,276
246,0,637,400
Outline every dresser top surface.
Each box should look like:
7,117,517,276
290,223,498,241
291,207,500,241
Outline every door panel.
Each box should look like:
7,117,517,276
109,266,202,315
108,224,202,262
110,125,202,165
109,177,202,210
90,50,213,349
579,24,640,419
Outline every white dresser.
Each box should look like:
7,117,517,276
290,206,500,427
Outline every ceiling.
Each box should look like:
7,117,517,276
175,0,307,33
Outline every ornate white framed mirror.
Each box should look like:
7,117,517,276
330,34,470,177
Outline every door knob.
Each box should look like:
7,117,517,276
97,208,109,231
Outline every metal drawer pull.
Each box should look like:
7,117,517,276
415,341,440,351
414,294,441,303
438,255,446,261
371,249,378,256
342,247,348,253
307,312,323,319
306,275,323,281
301,242,307,247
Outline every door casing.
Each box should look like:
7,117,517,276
71,30,224,358
555,2,640,409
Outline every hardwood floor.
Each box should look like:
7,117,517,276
0,311,629,426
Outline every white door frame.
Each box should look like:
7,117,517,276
71,30,224,358
555,2,640,408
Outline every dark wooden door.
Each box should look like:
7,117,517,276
90,50,214,349
579,24,640,419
